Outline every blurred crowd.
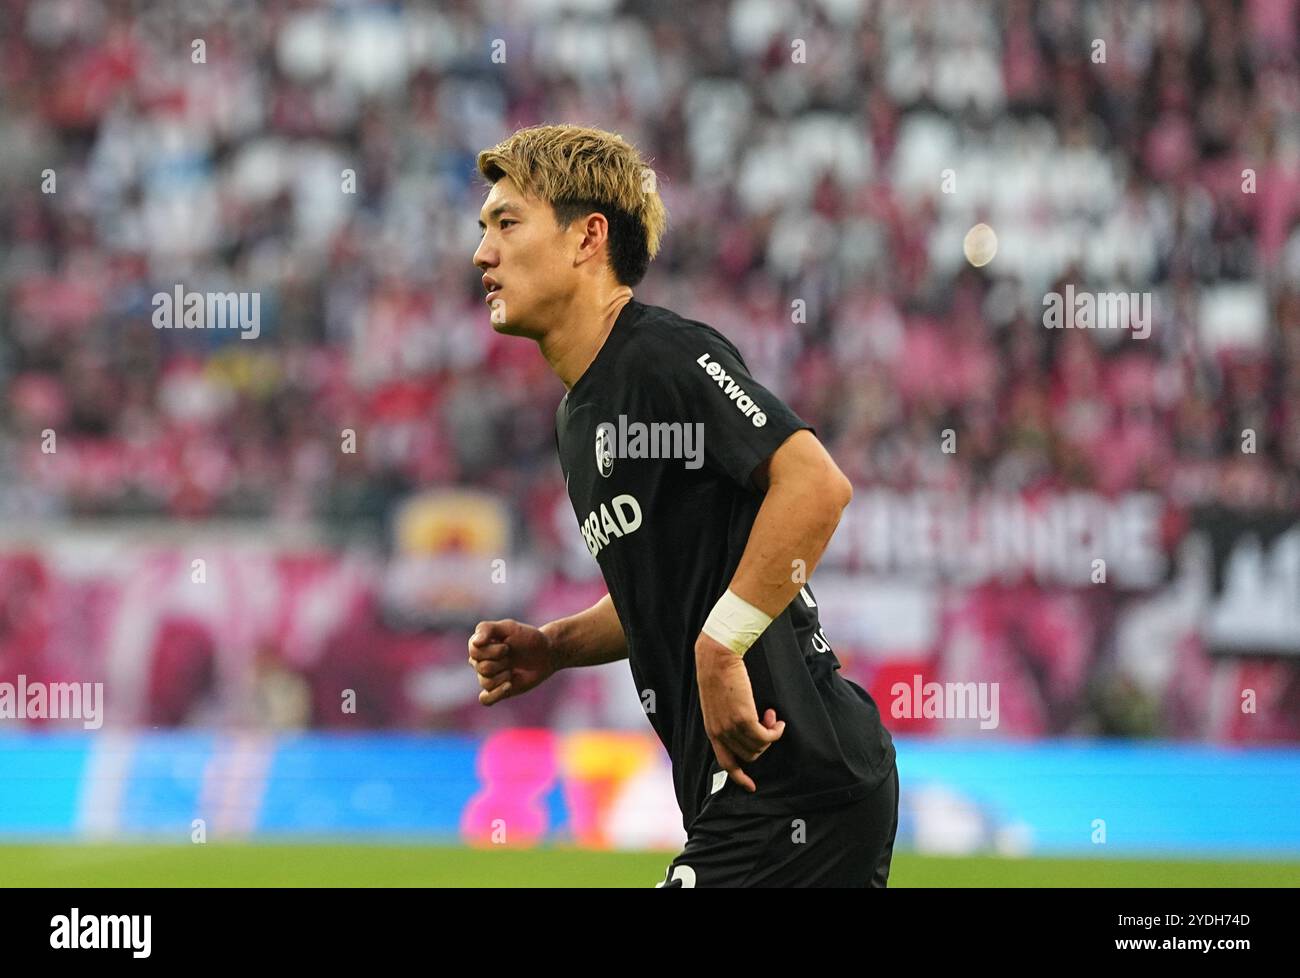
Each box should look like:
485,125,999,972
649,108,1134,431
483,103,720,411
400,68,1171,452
0,0,1294,738
2,0,1298,530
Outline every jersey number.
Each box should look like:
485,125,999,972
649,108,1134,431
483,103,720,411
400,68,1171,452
656,864,697,888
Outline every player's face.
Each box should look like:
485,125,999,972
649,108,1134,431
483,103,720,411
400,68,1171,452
473,176,575,337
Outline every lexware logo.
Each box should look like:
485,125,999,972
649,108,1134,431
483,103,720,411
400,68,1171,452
695,353,767,427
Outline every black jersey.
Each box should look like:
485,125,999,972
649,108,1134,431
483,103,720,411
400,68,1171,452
554,298,896,832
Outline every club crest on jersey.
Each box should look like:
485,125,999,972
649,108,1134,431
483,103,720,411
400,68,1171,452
595,425,614,477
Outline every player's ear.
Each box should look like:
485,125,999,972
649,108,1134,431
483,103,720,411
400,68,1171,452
576,211,610,261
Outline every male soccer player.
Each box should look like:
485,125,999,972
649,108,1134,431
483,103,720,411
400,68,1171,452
467,124,898,887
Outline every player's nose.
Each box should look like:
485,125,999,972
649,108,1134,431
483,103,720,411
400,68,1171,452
472,236,496,272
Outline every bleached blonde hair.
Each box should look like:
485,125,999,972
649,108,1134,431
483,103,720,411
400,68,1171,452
477,124,668,286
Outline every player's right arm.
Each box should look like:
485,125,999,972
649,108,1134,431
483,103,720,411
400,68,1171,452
468,593,628,706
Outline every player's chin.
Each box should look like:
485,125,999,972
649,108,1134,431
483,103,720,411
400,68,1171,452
487,312,530,337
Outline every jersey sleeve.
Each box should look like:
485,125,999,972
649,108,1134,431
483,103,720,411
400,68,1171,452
641,324,815,491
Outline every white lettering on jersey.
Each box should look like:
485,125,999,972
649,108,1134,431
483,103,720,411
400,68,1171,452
581,493,643,558
696,353,767,427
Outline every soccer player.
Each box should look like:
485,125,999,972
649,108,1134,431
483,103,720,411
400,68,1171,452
467,124,898,887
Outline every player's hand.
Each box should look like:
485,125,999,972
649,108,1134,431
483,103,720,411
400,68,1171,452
468,619,557,706
694,633,786,792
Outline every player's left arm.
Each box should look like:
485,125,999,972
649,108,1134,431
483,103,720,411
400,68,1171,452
647,325,853,791
721,428,852,617
693,431,852,787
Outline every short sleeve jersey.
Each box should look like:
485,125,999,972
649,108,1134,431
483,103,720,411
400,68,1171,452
554,298,896,831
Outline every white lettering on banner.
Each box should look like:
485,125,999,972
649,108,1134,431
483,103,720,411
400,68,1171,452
581,493,643,559
696,353,767,427
821,490,1165,588
1204,524,1300,654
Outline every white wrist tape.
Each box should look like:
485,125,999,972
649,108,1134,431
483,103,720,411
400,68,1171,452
701,589,773,657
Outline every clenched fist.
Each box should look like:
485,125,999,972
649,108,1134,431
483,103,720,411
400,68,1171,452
467,618,558,706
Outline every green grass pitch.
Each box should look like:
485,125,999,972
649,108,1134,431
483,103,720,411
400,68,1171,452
3,844,1299,887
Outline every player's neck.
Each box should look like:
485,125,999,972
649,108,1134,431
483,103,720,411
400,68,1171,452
541,287,634,391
